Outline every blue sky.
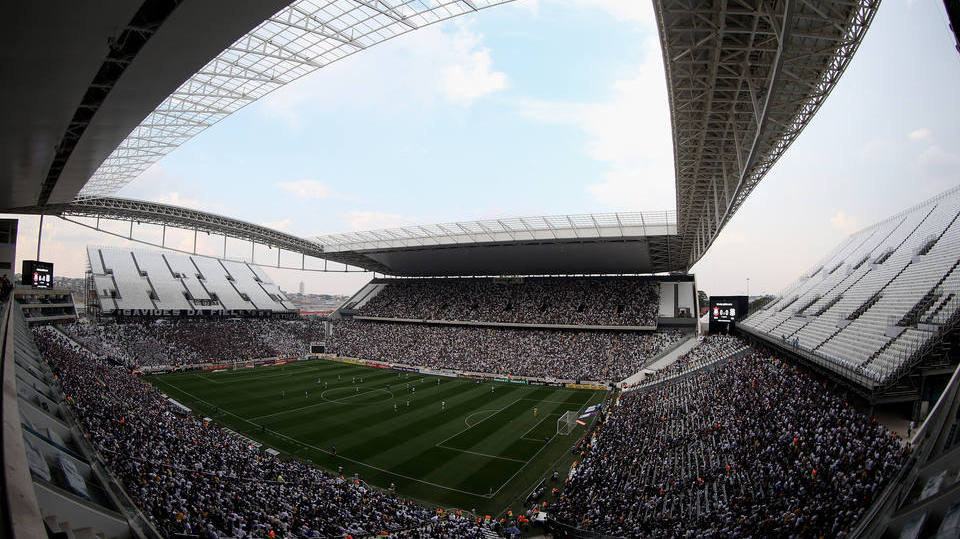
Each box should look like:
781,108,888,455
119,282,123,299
18,0,960,297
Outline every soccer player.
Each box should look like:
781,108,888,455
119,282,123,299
337,375,341,381
534,407,538,417
281,390,286,399
394,403,398,414
441,401,446,411
332,444,337,456
305,391,309,399
352,377,355,384
356,386,359,393
406,400,410,407
412,387,415,395
437,379,440,386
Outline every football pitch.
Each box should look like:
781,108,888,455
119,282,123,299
147,359,606,514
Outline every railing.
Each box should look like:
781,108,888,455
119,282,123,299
737,324,878,389
0,301,46,539
741,285,960,390
850,361,960,538
881,297,960,389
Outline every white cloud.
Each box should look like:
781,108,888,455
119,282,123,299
829,211,860,234
569,0,655,23
858,138,895,160
908,128,932,141
260,218,293,232
275,180,332,200
509,0,653,23
442,47,508,104
918,145,960,176
261,22,507,123
154,192,230,215
515,36,674,210
344,211,416,231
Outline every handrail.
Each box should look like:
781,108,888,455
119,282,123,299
1,301,46,538
849,361,960,538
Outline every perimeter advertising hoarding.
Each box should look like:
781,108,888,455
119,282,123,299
708,295,749,333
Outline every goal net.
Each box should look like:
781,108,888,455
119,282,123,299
557,410,578,436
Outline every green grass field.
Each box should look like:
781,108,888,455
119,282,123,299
147,359,606,515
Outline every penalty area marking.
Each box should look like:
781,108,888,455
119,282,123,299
519,412,563,442
489,392,607,499
435,445,528,464
321,387,395,406
464,409,499,428
248,388,393,421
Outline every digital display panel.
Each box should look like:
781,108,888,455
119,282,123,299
712,301,737,323
22,260,54,289
708,295,748,333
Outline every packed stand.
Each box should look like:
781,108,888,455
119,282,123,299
33,327,496,538
330,320,684,381
358,277,661,326
624,334,747,389
550,351,907,537
60,318,323,368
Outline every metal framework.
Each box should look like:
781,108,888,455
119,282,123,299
44,0,882,275
78,0,513,198
314,210,678,252
657,0,880,267
18,196,327,259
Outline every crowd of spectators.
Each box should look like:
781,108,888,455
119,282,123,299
330,320,684,381
33,328,499,538
550,351,907,537
623,334,747,389
60,318,323,368
357,277,661,327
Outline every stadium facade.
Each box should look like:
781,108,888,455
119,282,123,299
3,1,960,539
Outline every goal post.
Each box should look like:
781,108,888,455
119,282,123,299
557,410,578,436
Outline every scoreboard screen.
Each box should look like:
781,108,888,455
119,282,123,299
712,301,737,323
708,295,748,333
22,260,54,289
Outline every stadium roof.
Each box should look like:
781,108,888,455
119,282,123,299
1,0,881,276
659,0,879,266
0,0,292,209
313,211,681,275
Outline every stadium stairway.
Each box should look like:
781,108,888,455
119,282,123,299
44,514,110,539
619,333,697,386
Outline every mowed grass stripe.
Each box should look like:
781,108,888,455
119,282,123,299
147,360,607,512
496,389,589,460
177,365,401,419
267,379,495,450
443,388,589,459
342,385,525,465
342,384,525,461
